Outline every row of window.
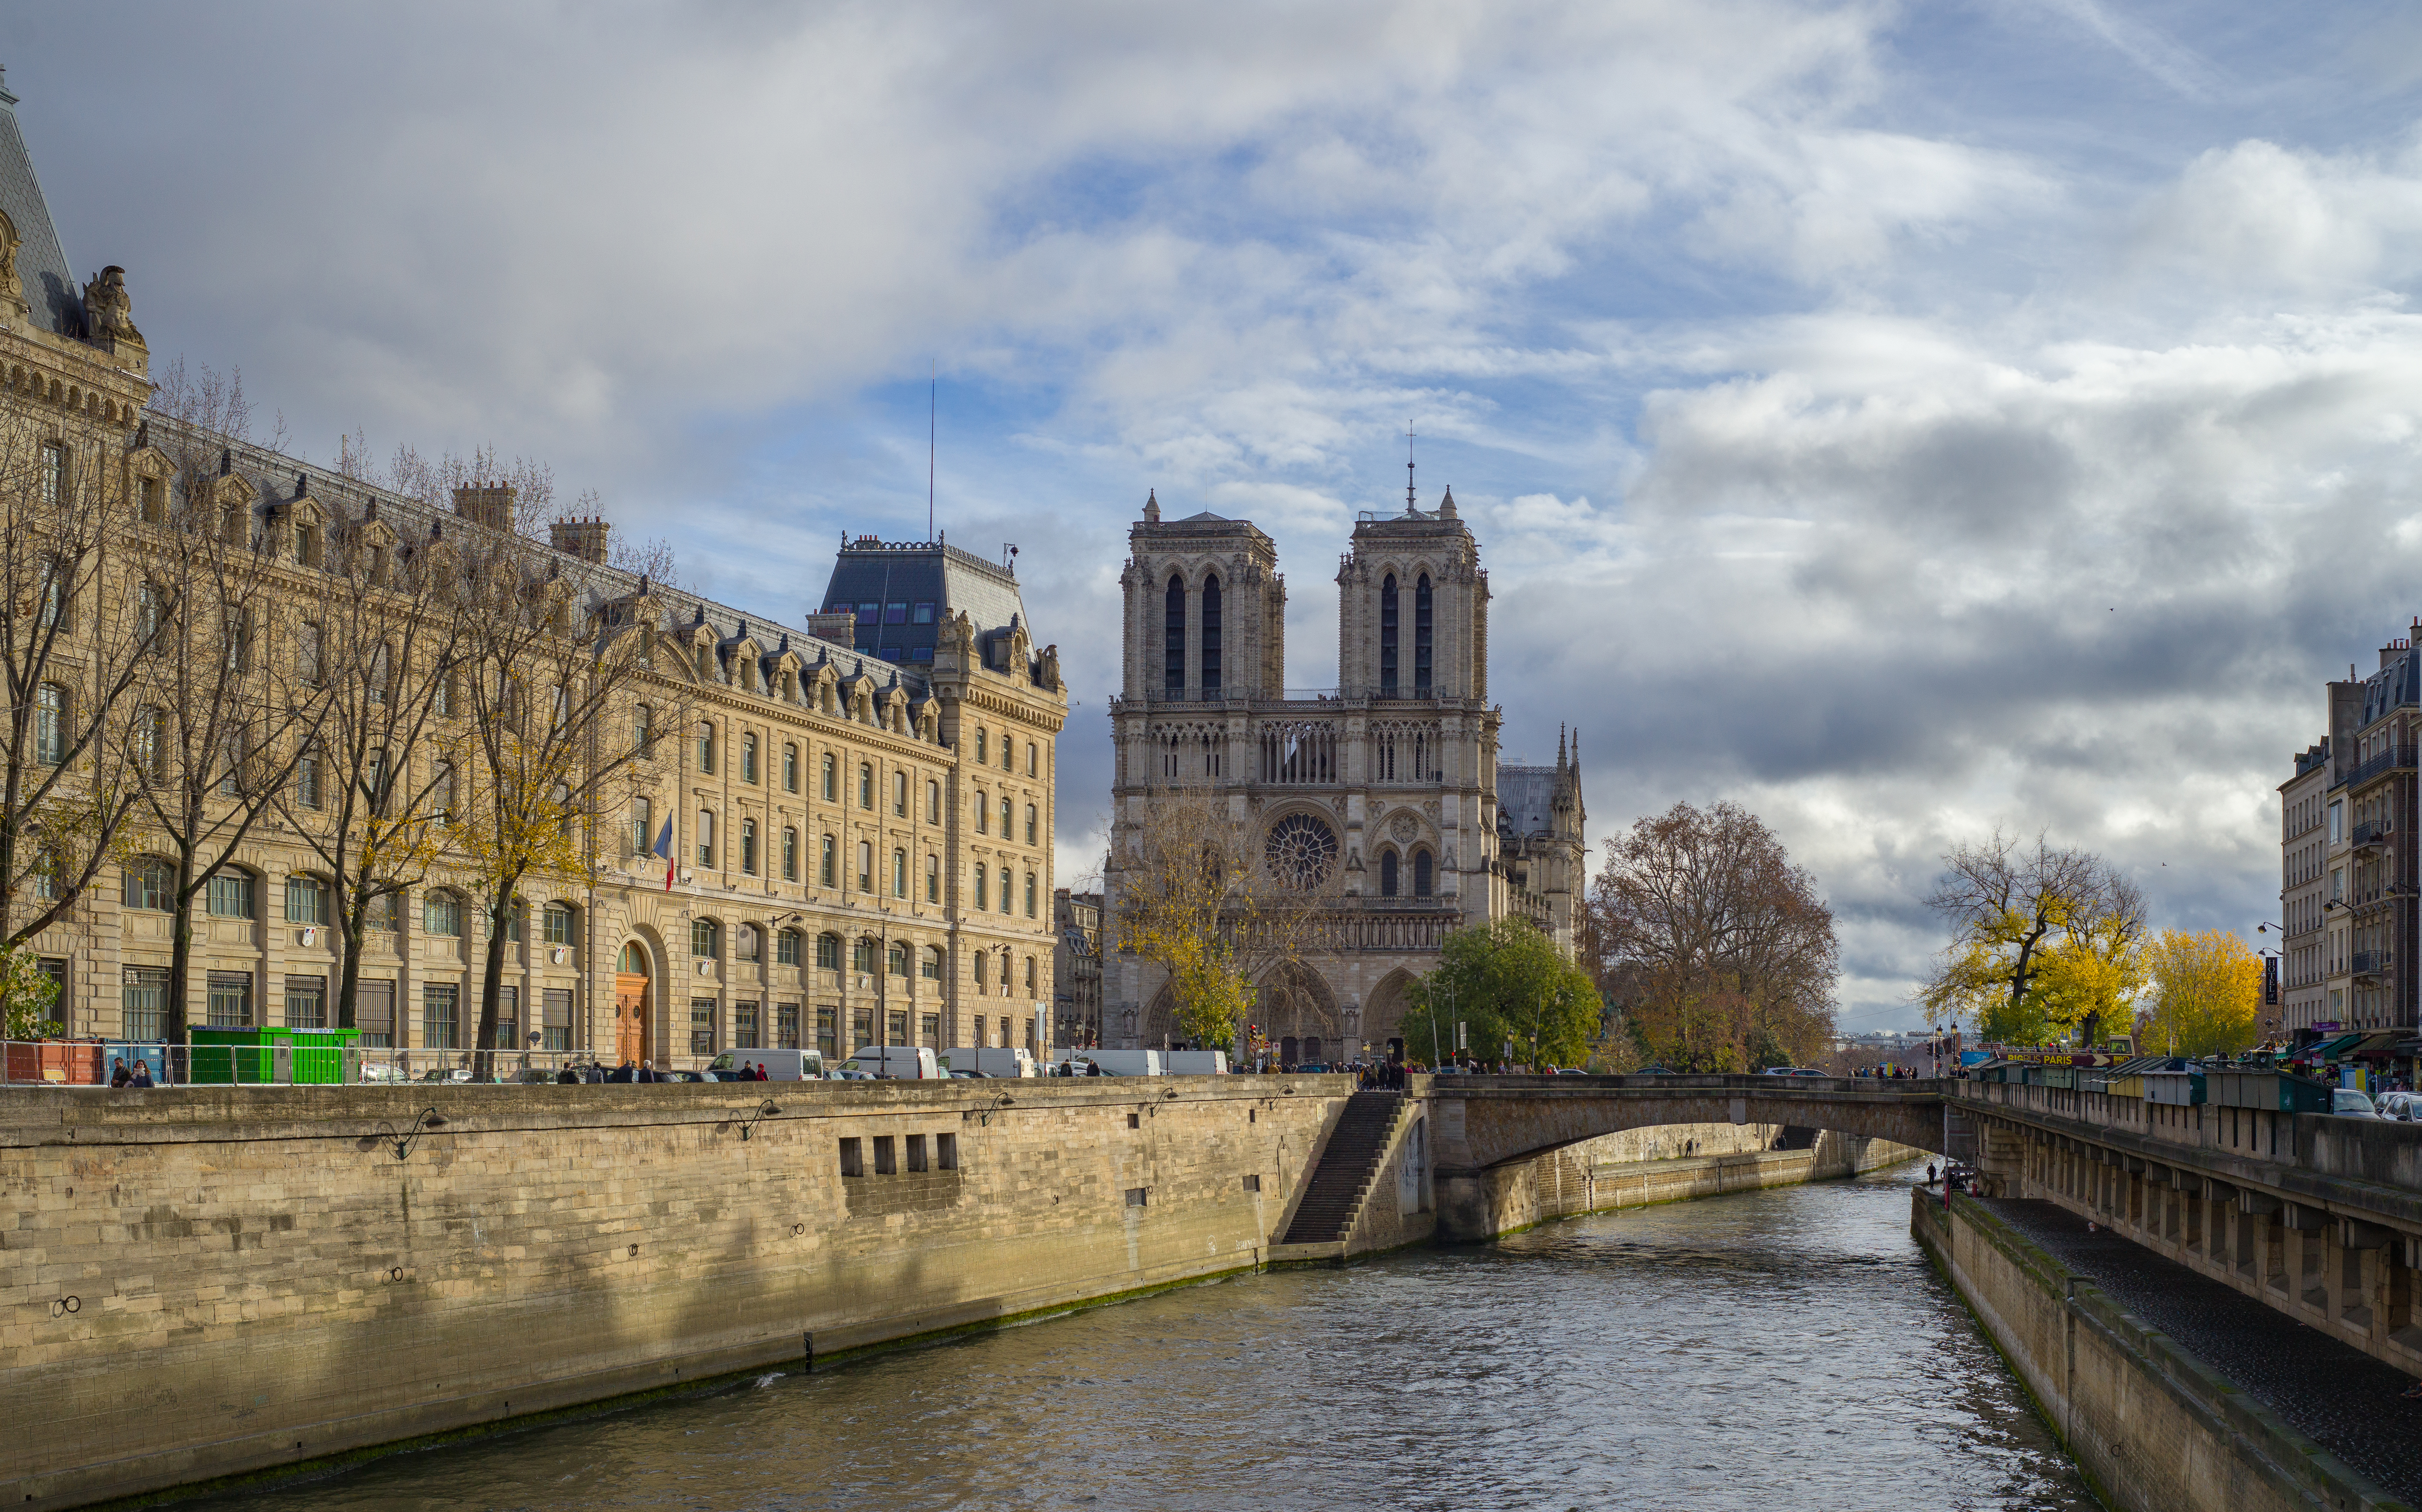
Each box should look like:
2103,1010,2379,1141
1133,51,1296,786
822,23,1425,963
683,726,1041,835
661,801,1041,912
681,921,1043,995
122,862,579,942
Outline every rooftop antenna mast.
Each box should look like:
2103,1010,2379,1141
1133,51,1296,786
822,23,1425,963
1406,422,1417,514
928,360,937,543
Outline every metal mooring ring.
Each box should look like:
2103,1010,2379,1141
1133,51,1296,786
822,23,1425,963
51,1295,80,1316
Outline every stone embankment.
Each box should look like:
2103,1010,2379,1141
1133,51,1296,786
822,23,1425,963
1915,1187,2414,1512
5,1075,1929,1508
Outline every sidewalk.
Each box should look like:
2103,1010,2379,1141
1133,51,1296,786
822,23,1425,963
1979,1197,2422,1507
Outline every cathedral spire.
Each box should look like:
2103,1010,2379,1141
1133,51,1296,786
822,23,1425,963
1557,724,1566,768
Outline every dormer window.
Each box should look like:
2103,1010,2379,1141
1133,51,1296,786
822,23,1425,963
294,521,320,568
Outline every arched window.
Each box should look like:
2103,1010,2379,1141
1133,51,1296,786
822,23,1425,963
1000,794,1013,836
543,902,577,945
923,945,944,980
1379,849,1398,898
1201,573,1222,695
1164,574,1186,697
1413,848,1434,897
926,852,940,902
777,928,803,966
1415,573,1434,693
423,889,462,937
927,778,941,823
1380,573,1399,694
618,941,647,973
123,858,172,911
816,932,841,970
852,937,878,975
735,922,762,961
888,941,910,977
691,918,720,958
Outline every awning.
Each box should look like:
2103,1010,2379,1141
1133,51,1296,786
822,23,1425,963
2309,1033,2366,1059
2347,1031,2403,1061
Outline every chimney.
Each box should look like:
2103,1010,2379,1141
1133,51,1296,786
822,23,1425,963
452,481,516,532
549,514,611,565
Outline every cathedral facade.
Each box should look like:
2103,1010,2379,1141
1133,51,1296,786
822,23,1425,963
1102,489,1585,1061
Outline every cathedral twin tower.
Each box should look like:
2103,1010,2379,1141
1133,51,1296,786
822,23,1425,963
1104,486,1583,1062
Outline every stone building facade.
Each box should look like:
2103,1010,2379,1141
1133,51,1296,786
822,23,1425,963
0,77,1065,1068
1102,489,1584,1061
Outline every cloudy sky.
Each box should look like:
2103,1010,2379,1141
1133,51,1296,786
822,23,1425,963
15,1,2422,1028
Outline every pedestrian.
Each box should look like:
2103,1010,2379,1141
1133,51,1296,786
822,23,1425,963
1926,1162,1937,1185
130,1057,153,1088
755,1062,769,1080
110,1056,131,1088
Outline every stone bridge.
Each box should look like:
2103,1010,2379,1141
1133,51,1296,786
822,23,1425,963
1422,1074,1954,1240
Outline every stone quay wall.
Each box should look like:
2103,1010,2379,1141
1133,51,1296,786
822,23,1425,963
2,1076,1356,1510
1913,1189,2399,1512
1438,1122,1926,1241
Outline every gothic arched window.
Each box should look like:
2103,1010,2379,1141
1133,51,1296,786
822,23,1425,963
1415,573,1434,693
1379,849,1399,897
1201,574,1222,696
1379,573,1399,695
1413,848,1434,897
1164,574,1186,698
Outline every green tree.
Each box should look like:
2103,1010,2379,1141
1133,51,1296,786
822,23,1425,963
0,945,61,1040
1412,917,1599,1069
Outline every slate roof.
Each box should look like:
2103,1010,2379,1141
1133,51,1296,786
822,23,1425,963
816,538,1030,670
1496,765,1564,838
2363,650,2419,727
0,74,82,338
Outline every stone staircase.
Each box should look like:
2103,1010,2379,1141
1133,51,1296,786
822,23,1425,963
1280,1091,1409,1246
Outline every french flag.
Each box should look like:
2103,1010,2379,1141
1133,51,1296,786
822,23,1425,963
653,817,676,891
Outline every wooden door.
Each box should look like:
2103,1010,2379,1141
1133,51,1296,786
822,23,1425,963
615,973,649,1065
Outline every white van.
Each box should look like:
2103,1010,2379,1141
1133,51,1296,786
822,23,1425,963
707,1049,825,1081
1162,1050,1229,1075
839,1045,940,1080
1057,1049,1163,1077
946,1047,1037,1078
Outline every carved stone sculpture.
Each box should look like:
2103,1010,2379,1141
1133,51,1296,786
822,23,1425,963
82,265,140,344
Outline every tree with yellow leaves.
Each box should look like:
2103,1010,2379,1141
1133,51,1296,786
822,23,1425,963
1111,797,1334,1052
2136,929,2262,1057
1918,831,2142,1046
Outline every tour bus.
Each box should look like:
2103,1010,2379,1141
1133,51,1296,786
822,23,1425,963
838,1046,941,1079
706,1049,825,1081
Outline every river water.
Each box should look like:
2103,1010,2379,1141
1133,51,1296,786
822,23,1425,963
202,1165,2097,1512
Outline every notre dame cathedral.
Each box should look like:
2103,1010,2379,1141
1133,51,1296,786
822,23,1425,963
1102,485,1586,1060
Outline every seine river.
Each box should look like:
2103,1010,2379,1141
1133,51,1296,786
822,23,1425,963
202,1165,2095,1512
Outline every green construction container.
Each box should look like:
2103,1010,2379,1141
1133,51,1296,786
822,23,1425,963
188,1027,360,1085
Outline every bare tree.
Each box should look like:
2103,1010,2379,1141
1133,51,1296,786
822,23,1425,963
130,367,330,1040
448,518,664,1074
1589,800,1839,1072
0,405,157,948
269,490,466,1029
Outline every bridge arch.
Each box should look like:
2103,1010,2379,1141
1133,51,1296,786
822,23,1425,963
1422,1074,1950,1240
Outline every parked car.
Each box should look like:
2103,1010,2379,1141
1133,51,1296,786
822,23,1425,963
2331,1088,2381,1119
2380,1092,2420,1122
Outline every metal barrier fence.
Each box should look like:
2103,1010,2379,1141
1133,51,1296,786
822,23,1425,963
0,1040,650,1087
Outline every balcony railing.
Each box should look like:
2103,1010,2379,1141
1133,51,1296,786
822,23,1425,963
2354,951,2391,978
2354,820,2394,849
2346,750,2416,788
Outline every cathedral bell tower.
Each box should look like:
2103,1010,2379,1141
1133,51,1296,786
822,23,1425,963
1336,486,1486,703
1119,492,1285,705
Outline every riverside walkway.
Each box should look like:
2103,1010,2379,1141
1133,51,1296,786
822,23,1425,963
1980,1195,2422,1507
